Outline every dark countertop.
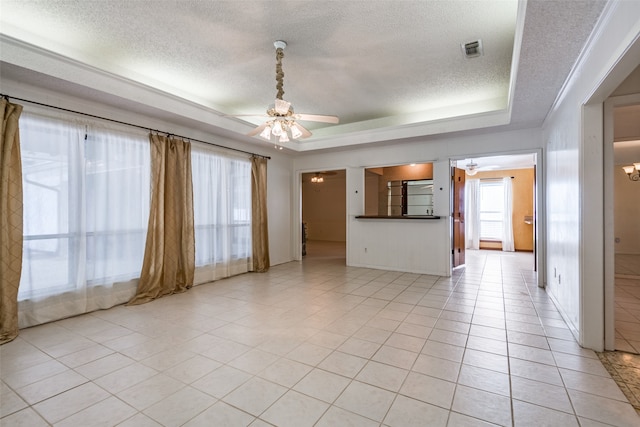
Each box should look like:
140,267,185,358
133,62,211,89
355,215,441,219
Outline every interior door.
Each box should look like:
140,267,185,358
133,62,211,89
533,164,537,272
452,167,466,268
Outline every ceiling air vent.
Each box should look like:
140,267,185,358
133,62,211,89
462,39,483,58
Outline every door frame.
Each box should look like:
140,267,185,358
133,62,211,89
451,164,466,269
296,168,348,261
449,149,545,288
603,93,640,351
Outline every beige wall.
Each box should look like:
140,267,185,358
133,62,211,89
474,168,535,251
365,171,380,215
613,78,640,255
614,168,640,254
302,171,346,242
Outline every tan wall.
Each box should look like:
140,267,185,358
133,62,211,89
612,78,640,254
302,172,346,242
474,168,535,251
365,171,380,215
614,167,640,254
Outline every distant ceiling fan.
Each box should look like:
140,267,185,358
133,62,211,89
464,159,498,176
465,160,479,175
229,41,339,149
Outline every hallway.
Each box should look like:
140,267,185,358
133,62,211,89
1,250,639,426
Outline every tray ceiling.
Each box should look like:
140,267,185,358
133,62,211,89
0,0,606,152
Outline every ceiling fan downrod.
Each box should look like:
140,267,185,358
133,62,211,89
274,40,286,101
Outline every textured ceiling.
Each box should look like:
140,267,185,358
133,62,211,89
0,0,607,152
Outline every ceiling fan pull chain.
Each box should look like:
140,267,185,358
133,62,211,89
275,47,285,100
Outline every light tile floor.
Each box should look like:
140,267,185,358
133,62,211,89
616,254,640,278
2,246,640,426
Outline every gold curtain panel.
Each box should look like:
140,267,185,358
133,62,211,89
0,99,23,344
251,156,270,272
129,134,195,305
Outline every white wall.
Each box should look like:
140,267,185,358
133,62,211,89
266,154,294,266
543,0,640,350
349,218,450,275
292,128,542,274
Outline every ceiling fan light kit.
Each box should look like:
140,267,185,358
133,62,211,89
622,163,640,181
239,40,339,150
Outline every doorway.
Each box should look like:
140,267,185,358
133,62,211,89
301,169,347,261
606,101,640,353
452,153,539,275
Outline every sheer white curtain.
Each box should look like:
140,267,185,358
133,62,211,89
465,179,480,249
18,113,150,327
191,145,252,284
502,176,515,252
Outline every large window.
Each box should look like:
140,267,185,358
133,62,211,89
479,181,504,240
18,113,253,326
191,146,252,279
19,113,150,324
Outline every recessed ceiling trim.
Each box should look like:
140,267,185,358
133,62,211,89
294,109,512,152
0,34,251,135
504,0,528,120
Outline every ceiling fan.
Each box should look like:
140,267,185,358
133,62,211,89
464,159,499,175
230,41,339,149
465,160,480,175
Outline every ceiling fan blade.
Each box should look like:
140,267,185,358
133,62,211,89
292,123,312,138
247,122,268,137
294,113,339,124
225,114,269,118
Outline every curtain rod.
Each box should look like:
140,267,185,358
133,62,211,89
479,176,515,181
1,93,271,160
